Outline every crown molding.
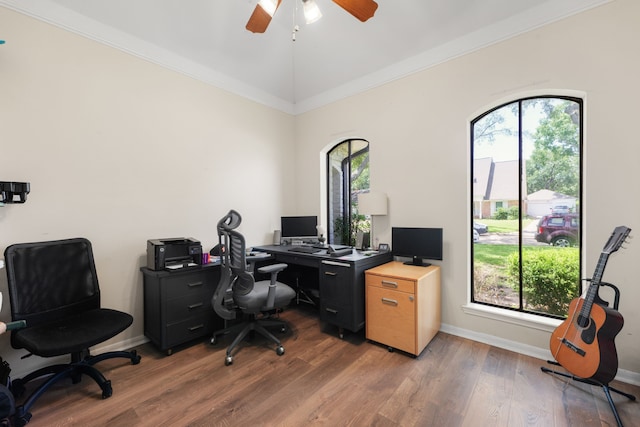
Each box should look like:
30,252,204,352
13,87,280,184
1,0,611,115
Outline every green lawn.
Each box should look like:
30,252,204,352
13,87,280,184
473,244,517,266
477,219,535,233
473,244,550,266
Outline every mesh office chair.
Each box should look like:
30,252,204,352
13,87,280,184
210,210,295,366
3,238,141,426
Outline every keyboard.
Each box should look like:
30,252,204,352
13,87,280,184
288,246,322,254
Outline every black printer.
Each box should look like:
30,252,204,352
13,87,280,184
147,237,203,270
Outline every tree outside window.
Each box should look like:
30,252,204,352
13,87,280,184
327,139,369,246
471,97,582,318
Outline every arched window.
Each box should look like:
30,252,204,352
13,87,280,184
471,96,582,318
327,139,370,246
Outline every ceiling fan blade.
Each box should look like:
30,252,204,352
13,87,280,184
332,0,378,22
246,0,282,33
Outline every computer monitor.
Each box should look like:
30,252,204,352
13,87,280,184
392,227,443,267
281,216,318,241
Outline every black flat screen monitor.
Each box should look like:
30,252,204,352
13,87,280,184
392,227,443,267
281,216,318,240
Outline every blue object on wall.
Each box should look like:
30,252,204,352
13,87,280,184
0,40,5,44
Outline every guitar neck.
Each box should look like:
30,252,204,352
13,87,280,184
578,252,609,323
591,252,609,284
575,225,630,325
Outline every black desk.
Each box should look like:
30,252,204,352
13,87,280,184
252,245,393,337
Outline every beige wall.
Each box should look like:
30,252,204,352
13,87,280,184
296,0,640,378
0,8,295,374
1,0,639,382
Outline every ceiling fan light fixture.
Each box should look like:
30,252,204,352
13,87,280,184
258,0,278,17
302,0,322,24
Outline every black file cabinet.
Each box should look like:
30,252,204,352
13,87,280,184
319,253,392,338
141,265,222,355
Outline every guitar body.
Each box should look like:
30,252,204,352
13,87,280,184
550,297,624,384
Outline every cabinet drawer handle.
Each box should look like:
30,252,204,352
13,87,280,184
381,280,398,288
188,302,203,310
322,260,351,268
324,271,337,276
325,308,338,314
381,298,398,306
187,281,204,288
188,324,204,331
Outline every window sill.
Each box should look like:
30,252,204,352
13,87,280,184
462,303,562,333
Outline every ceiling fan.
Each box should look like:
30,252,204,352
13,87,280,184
246,0,379,34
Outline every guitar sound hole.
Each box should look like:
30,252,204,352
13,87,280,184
577,314,590,329
578,316,597,344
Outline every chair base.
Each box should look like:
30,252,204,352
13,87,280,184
541,361,636,427
10,349,141,427
210,315,288,366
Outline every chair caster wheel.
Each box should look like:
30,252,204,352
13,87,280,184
225,355,233,366
210,336,217,345
280,327,286,333
101,380,113,399
276,346,285,356
13,411,31,427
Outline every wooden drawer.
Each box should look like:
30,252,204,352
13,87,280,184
366,285,416,354
366,274,415,294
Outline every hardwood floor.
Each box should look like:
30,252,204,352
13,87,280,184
19,306,640,426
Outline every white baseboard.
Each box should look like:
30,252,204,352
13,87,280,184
92,335,149,355
440,323,640,387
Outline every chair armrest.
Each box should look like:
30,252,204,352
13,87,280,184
259,263,288,309
257,263,288,275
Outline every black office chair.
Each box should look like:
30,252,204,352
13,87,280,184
3,238,141,426
210,210,296,366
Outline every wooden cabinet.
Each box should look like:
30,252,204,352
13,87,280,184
365,262,441,356
141,265,222,355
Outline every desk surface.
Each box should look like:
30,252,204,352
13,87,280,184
365,261,439,280
253,244,388,263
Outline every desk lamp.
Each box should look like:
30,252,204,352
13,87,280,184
358,191,387,249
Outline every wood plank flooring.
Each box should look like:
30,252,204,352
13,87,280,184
19,306,640,426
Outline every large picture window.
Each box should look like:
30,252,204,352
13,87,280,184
471,96,582,318
327,139,369,246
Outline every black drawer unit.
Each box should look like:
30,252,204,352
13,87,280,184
141,265,222,355
319,252,392,337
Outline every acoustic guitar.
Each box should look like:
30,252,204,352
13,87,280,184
549,225,631,384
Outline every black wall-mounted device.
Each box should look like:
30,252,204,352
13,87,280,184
0,181,30,204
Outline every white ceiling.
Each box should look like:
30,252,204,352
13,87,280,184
1,0,609,114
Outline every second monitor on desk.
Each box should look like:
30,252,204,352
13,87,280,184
278,216,352,252
280,215,318,245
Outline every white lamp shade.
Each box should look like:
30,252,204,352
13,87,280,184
359,192,388,216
